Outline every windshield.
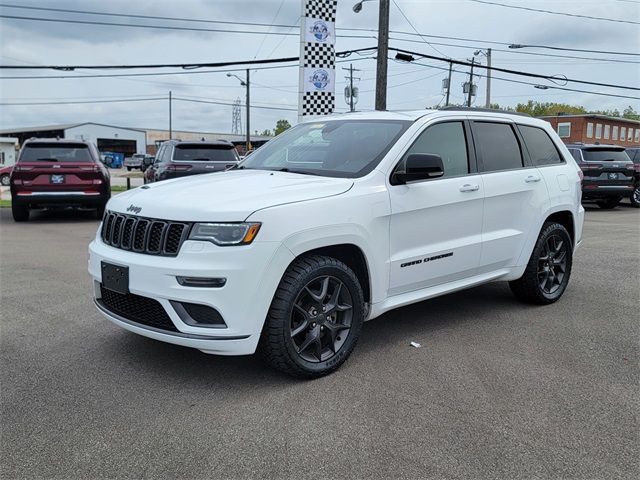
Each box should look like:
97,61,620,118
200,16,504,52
582,149,631,162
239,119,411,178
20,143,93,163
173,145,238,162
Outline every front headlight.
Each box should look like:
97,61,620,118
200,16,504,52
188,222,261,246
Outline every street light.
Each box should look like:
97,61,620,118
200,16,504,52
227,71,251,152
353,0,389,110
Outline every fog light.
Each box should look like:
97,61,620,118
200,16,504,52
176,276,226,288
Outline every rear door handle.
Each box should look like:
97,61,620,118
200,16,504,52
459,183,480,192
525,175,541,183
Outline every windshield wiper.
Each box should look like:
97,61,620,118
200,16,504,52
273,167,320,176
36,158,59,162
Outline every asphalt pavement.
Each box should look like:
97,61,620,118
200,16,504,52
1,206,638,479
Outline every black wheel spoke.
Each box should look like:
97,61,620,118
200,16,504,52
290,319,309,338
290,275,354,363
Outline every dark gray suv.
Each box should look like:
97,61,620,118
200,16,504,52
146,140,240,183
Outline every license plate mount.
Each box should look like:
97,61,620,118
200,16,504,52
101,261,129,294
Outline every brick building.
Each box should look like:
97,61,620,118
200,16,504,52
541,114,640,146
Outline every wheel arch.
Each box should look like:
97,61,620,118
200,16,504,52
290,243,371,305
545,210,575,246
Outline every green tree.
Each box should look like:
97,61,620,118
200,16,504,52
514,100,586,117
622,106,639,120
274,119,291,136
260,129,272,136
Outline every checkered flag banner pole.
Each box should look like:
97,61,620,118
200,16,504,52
298,0,338,120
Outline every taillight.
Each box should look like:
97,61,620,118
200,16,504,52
14,165,33,172
79,165,100,172
579,163,602,170
167,164,192,172
578,169,584,181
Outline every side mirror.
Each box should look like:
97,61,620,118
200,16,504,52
393,153,444,184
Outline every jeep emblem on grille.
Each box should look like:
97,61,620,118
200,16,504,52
126,205,142,214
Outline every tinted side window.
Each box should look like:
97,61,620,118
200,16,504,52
519,125,563,166
568,149,582,163
398,122,469,178
474,122,523,172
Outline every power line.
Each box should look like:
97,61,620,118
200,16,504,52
0,13,371,40
174,97,297,112
0,3,295,29
409,61,640,101
0,48,376,70
0,56,377,80
390,0,449,58
0,97,167,106
2,5,637,58
467,0,640,25
391,47,640,91
253,0,286,59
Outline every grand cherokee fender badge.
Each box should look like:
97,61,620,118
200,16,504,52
126,205,142,214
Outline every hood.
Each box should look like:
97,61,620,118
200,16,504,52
108,169,353,221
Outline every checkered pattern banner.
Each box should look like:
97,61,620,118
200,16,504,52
304,0,337,22
303,43,335,69
298,0,337,118
301,92,335,116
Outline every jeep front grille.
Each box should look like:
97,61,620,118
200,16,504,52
101,211,191,256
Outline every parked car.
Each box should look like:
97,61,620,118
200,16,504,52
140,155,154,173
89,109,584,378
145,140,240,183
624,147,640,207
0,165,12,186
11,138,110,221
566,143,635,209
124,153,147,171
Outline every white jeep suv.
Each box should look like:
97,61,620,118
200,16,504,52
89,109,584,378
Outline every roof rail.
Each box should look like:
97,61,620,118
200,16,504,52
439,106,532,117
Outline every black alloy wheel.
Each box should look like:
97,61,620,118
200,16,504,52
290,275,353,363
537,234,567,295
630,185,640,208
509,222,573,305
260,255,365,378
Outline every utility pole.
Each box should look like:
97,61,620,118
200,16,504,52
467,58,475,108
245,68,250,152
349,64,355,112
445,61,453,107
485,48,492,108
375,0,390,111
169,90,172,139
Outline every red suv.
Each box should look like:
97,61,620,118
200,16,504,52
10,138,110,222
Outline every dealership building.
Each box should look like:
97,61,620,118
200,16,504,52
0,123,272,157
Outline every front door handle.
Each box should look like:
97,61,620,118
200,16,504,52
525,175,541,183
459,183,480,192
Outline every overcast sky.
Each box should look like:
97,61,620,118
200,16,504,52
0,0,638,134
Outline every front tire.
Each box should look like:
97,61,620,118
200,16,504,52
12,202,29,222
597,197,621,209
630,185,640,208
509,222,573,305
259,255,365,379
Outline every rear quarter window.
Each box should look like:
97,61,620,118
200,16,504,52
474,122,523,172
518,125,564,166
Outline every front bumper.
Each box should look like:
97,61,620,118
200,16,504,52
88,235,294,355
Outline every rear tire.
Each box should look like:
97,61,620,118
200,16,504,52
509,222,573,305
597,197,621,209
0,174,9,186
630,185,640,208
12,203,29,222
259,255,365,379
127,167,132,171
95,202,107,220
